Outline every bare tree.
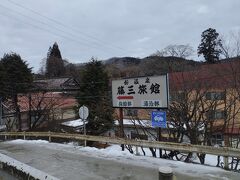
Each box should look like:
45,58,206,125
169,70,222,163
18,92,69,131
220,31,240,58
169,61,240,167
153,44,194,59
118,112,158,157
38,58,47,76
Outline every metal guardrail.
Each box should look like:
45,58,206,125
0,131,240,159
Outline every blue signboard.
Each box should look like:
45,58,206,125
151,111,166,128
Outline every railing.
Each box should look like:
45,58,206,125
0,131,240,170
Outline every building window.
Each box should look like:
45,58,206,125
170,92,186,102
231,138,240,148
206,92,225,100
207,110,226,120
124,109,138,116
211,134,223,146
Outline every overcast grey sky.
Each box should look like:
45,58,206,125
0,0,240,72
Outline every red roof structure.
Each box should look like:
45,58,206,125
3,92,77,113
18,92,77,112
169,59,240,91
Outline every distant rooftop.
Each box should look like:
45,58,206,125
33,77,79,91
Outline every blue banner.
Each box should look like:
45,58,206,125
151,111,166,128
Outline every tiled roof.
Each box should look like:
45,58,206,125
169,60,240,91
33,77,79,90
4,92,77,113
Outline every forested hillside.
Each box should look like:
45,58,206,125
104,56,201,79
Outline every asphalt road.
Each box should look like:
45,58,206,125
0,141,158,180
0,141,238,180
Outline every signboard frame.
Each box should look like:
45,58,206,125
111,74,169,109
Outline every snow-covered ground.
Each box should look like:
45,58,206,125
0,139,239,180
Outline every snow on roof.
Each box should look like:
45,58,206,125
115,119,152,127
115,119,205,131
0,125,6,131
167,122,205,131
62,119,88,127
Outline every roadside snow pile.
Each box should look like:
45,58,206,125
12,139,49,144
84,144,134,157
0,153,59,180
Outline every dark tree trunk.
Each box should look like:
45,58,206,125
198,153,206,164
141,147,146,156
216,155,221,167
185,152,192,163
149,147,156,157
14,94,21,131
28,94,32,130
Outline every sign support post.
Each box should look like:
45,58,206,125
157,108,162,158
119,108,124,151
158,127,162,158
83,109,86,147
79,105,89,147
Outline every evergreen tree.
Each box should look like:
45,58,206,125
1,53,33,131
198,28,222,63
77,58,113,135
46,42,65,77
1,53,33,96
0,62,6,97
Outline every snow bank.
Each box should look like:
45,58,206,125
79,145,234,179
12,139,49,144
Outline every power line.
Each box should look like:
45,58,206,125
6,0,129,54
0,4,112,54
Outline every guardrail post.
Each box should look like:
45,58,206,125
48,131,51,142
84,138,87,147
23,131,26,140
135,138,140,156
5,135,7,141
158,167,173,180
135,145,140,156
224,156,229,170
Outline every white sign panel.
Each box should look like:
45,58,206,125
79,105,89,120
112,75,169,108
